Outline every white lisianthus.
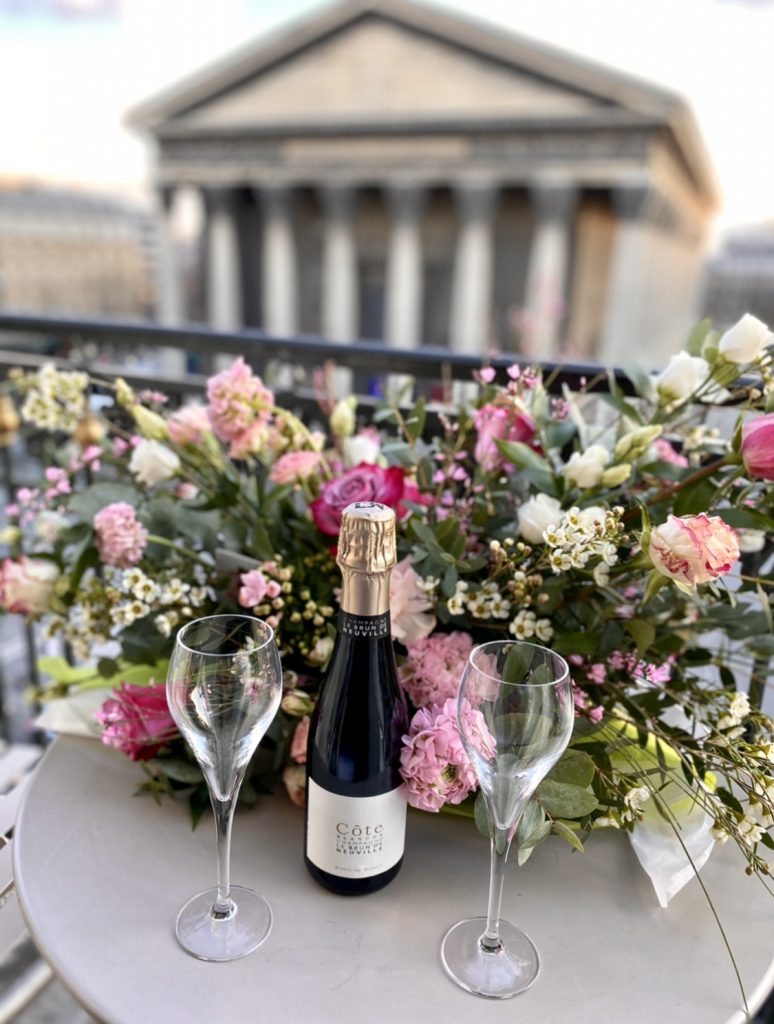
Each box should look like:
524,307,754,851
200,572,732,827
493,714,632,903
517,493,563,544
129,439,181,488
718,313,772,365
564,445,609,489
655,352,709,402
341,429,381,468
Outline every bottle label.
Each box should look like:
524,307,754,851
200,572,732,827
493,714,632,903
339,611,390,639
306,779,406,879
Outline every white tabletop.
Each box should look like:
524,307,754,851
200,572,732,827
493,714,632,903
12,737,774,1024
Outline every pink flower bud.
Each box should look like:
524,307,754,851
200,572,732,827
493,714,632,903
742,413,774,480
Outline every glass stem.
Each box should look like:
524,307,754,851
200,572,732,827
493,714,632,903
211,795,236,919
481,826,511,951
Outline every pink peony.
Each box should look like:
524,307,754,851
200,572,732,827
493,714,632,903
290,716,310,764
399,630,473,707
0,557,59,615
390,557,436,645
649,513,740,589
400,697,494,812
653,438,689,468
239,569,269,608
167,403,211,446
742,413,774,480
95,682,177,761
93,502,148,568
310,463,408,536
206,357,274,458
269,450,323,485
474,402,536,471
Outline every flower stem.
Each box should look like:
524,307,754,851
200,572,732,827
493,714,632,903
146,533,210,566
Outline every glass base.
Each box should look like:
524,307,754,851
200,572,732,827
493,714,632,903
175,885,272,962
440,917,540,999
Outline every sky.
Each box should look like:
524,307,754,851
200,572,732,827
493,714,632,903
1,0,773,241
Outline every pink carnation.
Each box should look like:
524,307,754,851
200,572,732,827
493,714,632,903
390,557,436,645
206,357,274,458
167,403,211,446
93,502,148,568
95,682,177,761
400,697,493,812
474,402,536,471
239,569,269,608
269,450,323,485
649,513,739,589
399,630,473,708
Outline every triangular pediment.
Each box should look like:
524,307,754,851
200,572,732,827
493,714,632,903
168,15,606,130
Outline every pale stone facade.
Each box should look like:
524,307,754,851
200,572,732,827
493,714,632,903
132,0,717,367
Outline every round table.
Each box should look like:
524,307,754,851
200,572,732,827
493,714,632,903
13,737,774,1024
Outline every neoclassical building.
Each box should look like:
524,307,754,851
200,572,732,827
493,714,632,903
131,0,717,366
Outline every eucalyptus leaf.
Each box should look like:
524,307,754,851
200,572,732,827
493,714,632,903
535,779,599,818
552,819,584,852
546,749,596,789
150,759,202,784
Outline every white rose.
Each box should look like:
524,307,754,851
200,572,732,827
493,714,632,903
306,635,334,667
341,431,381,468
577,505,607,531
129,439,180,487
564,445,609,489
517,494,562,544
737,528,766,554
718,313,772,365
655,352,709,402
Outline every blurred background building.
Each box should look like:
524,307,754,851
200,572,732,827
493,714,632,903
0,181,154,318
703,222,774,331
131,0,717,368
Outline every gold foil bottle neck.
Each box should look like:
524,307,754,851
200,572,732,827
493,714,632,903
337,502,397,574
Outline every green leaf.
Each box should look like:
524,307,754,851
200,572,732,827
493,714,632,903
536,779,599,818
37,656,97,687
406,396,426,443
495,439,549,474
189,786,210,829
150,759,201,784
552,631,598,656
502,643,533,684
552,819,584,852
684,318,713,357
69,483,139,521
473,790,491,837
546,749,596,789
412,521,437,547
715,507,774,532
624,618,656,657
672,478,717,517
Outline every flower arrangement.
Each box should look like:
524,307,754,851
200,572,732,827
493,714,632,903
1,314,773,892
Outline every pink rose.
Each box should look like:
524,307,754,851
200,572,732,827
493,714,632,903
310,463,408,536
283,764,306,807
649,513,740,588
390,557,436,645
653,438,689,469
239,569,269,608
474,403,536,471
290,716,310,764
206,357,274,458
400,698,494,812
399,630,473,708
167,404,211,446
742,414,774,480
0,556,59,615
93,502,148,568
95,682,177,761
269,450,323,485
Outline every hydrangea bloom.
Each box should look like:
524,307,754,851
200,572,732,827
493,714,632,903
399,630,473,708
400,697,493,812
93,502,148,568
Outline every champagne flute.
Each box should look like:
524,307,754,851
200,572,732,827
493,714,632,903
440,639,573,998
166,614,282,962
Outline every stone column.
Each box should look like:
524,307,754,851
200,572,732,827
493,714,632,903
599,186,661,366
523,182,578,358
449,183,497,354
385,184,424,349
259,185,298,336
205,187,242,332
155,186,183,325
321,185,358,342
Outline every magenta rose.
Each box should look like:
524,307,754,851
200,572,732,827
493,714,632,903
95,682,178,761
648,513,740,589
742,413,774,480
474,403,536,471
310,462,408,535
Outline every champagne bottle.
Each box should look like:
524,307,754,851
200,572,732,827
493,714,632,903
304,501,408,895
